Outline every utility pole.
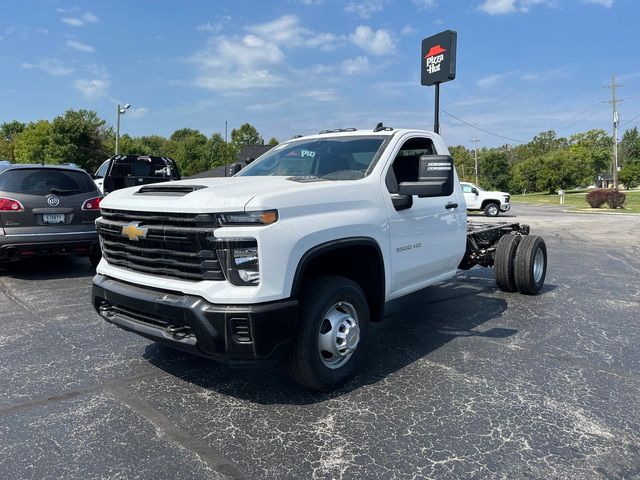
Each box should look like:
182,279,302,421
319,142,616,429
605,74,622,189
470,136,480,185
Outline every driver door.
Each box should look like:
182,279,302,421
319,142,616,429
384,136,466,296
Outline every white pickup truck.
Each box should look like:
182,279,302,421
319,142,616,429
92,126,547,391
460,182,511,217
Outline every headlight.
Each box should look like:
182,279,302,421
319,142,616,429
217,210,278,226
216,240,260,286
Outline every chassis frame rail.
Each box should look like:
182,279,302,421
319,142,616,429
460,222,530,270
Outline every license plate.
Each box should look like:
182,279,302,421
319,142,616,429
43,213,66,224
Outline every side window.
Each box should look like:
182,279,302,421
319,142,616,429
96,160,109,178
462,185,472,193
386,137,435,193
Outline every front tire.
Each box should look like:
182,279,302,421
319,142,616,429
484,202,500,217
286,275,369,391
514,235,547,295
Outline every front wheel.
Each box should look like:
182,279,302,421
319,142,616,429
484,202,500,217
286,275,369,391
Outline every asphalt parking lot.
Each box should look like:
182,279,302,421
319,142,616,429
1,204,639,479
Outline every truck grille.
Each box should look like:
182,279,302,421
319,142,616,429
97,209,224,281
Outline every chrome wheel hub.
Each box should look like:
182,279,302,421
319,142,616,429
317,301,360,369
533,248,544,283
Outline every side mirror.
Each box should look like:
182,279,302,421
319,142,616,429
471,187,478,194
227,163,242,176
397,155,454,198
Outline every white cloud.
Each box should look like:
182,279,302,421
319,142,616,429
344,0,386,19
412,0,438,8
127,107,149,119
74,65,110,98
61,12,98,27
478,0,518,14
298,0,324,4
583,0,612,6
479,0,612,15
190,35,285,91
245,15,341,50
341,56,370,75
301,89,338,102
349,26,395,56
67,40,95,52
21,58,74,76
477,74,504,89
74,79,109,98
401,25,416,36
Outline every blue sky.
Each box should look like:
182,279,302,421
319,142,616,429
1,0,639,147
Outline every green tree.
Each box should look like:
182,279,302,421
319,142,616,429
206,133,231,169
230,123,263,160
0,120,26,161
449,145,474,182
166,128,209,176
46,109,110,170
510,156,540,194
619,162,640,189
536,149,591,193
479,149,510,191
267,137,279,146
13,120,52,164
619,127,640,166
568,129,611,175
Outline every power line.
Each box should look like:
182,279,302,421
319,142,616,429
441,110,526,144
553,104,609,133
620,112,640,128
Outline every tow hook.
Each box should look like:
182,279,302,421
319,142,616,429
165,325,191,338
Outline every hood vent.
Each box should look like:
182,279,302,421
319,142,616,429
135,185,206,196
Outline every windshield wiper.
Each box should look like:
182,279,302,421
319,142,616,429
49,188,81,196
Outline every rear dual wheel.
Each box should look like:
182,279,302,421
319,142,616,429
495,234,547,295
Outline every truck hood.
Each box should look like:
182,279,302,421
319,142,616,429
100,176,367,213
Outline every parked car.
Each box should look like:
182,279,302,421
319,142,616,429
0,164,102,266
460,182,511,217
93,155,181,194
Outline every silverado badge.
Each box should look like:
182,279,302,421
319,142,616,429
121,222,148,241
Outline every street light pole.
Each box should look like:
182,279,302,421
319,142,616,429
115,103,131,155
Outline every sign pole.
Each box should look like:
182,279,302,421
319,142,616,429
434,82,440,134
421,30,456,135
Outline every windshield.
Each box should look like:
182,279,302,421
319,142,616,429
0,168,97,195
237,136,386,180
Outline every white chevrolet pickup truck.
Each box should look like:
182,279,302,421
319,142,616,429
92,126,547,391
460,182,511,217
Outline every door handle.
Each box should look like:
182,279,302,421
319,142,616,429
445,202,458,210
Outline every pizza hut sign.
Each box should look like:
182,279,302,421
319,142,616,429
421,30,457,86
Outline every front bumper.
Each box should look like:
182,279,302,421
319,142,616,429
0,231,99,262
501,203,511,212
92,274,298,368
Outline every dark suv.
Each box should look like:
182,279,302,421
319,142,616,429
93,155,181,194
0,165,102,266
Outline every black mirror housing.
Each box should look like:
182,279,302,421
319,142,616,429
398,155,454,198
228,163,242,176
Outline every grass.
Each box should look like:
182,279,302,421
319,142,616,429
510,189,640,214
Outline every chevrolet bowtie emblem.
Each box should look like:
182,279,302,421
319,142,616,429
121,222,148,241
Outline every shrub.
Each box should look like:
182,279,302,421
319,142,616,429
585,189,609,208
606,190,626,209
